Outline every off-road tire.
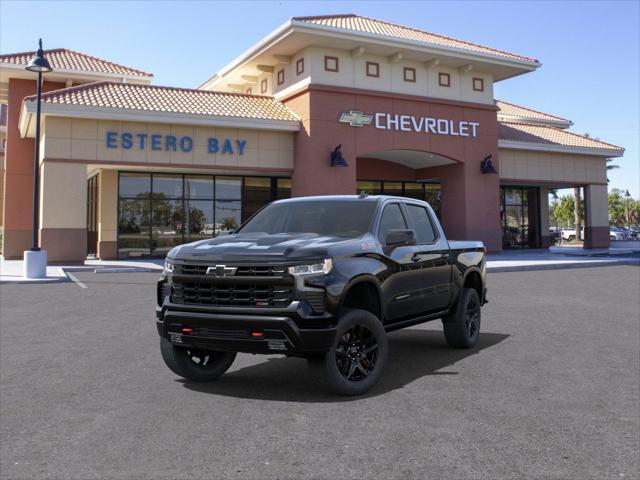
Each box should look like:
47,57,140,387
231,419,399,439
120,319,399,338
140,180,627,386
308,308,388,396
160,338,236,382
442,288,481,348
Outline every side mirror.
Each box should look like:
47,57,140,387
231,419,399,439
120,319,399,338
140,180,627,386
385,229,416,247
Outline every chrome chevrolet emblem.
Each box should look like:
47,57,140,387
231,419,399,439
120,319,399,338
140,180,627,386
206,265,237,276
339,111,373,127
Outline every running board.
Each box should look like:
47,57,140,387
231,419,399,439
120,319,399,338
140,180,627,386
384,310,450,332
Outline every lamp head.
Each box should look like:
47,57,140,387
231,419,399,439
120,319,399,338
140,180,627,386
480,155,498,174
330,144,348,167
26,39,52,73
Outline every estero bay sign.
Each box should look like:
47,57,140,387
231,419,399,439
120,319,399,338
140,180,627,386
105,131,248,155
339,111,480,137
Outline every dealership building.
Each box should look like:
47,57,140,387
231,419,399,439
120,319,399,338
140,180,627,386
0,14,624,261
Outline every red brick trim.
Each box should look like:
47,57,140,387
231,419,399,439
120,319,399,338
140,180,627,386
43,157,294,174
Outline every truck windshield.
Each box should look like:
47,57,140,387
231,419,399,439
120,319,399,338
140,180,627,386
237,200,377,237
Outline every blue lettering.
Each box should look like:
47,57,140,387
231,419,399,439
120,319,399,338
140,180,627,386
106,131,117,148
121,132,133,149
208,138,219,153
165,135,177,151
222,138,233,155
137,133,147,149
151,134,162,151
235,140,246,155
179,136,193,152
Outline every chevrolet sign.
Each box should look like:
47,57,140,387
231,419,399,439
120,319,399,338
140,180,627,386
339,111,480,137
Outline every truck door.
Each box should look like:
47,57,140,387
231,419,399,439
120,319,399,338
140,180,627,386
401,202,452,314
377,202,427,323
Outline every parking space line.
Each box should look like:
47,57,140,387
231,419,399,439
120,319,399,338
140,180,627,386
66,272,88,289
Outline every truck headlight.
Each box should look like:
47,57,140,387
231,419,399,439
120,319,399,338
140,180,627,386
164,259,175,273
288,259,333,276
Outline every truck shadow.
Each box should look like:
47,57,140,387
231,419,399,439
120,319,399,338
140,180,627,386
179,328,509,402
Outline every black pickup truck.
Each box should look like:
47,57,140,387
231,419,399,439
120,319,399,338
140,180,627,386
157,195,487,395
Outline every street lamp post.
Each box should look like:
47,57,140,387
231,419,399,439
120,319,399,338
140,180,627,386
23,39,52,279
625,189,631,229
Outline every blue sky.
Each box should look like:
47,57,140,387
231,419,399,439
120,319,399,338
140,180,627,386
1,0,638,197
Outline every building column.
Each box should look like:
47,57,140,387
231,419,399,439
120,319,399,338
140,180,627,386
584,184,610,249
418,160,502,252
98,170,118,259
539,187,552,247
39,161,87,262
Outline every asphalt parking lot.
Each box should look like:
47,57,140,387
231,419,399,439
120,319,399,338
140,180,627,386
1,266,639,480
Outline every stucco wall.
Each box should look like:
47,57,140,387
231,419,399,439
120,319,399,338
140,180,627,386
42,117,294,171
499,148,607,184
272,46,494,105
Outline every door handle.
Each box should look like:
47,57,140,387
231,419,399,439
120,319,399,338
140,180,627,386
411,253,420,262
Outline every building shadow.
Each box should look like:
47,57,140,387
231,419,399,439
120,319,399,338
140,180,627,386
179,328,509,402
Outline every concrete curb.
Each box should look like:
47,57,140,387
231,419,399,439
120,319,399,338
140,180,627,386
488,259,640,273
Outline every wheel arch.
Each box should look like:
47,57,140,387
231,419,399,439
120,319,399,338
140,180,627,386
461,268,484,302
339,275,383,321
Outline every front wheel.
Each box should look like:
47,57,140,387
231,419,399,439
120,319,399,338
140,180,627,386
442,288,481,348
308,309,388,396
160,338,236,382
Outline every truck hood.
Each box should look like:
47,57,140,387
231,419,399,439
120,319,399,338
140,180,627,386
167,232,362,263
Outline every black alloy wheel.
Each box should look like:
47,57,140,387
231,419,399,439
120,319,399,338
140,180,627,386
308,308,388,396
335,325,379,382
442,288,481,349
160,338,237,382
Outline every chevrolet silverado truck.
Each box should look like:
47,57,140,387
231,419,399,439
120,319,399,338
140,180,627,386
157,195,487,395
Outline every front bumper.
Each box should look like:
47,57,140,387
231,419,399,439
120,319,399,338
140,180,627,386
156,300,337,354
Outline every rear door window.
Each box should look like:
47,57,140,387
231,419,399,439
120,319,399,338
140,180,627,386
404,204,437,244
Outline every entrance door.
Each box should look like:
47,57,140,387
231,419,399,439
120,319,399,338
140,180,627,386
500,186,540,249
87,175,99,257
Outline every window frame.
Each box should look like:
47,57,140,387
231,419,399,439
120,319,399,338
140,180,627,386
324,55,339,72
403,67,416,83
366,61,380,78
438,72,451,87
472,77,484,92
277,69,285,86
260,78,268,94
296,58,304,76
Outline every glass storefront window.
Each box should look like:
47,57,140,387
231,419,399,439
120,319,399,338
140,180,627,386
215,177,242,200
186,200,215,242
501,186,539,249
153,174,183,198
216,200,241,236
356,181,382,195
243,177,272,221
276,178,291,199
117,173,289,258
119,173,151,198
382,182,403,197
185,176,214,199
425,184,441,218
403,182,424,200
118,198,151,257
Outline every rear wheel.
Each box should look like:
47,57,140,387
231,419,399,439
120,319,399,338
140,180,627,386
442,288,481,348
160,338,236,382
308,309,388,396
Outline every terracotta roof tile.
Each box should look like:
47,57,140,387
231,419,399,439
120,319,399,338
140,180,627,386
0,48,152,77
293,14,539,64
499,121,623,153
496,100,571,126
25,81,299,122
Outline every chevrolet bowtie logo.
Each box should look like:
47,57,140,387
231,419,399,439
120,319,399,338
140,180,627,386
206,265,238,276
339,111,373,127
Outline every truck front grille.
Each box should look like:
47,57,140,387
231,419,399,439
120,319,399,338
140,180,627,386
171,281,293,308
174,264,287,277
